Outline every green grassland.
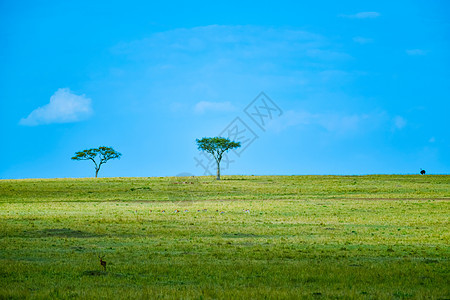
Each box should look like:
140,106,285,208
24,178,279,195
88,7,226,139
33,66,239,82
0,175,449,299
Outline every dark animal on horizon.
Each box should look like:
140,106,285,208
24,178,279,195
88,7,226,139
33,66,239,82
420,169,426,175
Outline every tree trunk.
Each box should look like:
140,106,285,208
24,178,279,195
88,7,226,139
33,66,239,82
95,168,99,178
216,160,220,180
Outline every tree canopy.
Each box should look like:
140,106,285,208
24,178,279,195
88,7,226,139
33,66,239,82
196,137,241,180
71,146,121,178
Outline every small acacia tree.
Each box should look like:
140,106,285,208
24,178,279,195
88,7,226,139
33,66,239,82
196,137,241,180
71,146,121,178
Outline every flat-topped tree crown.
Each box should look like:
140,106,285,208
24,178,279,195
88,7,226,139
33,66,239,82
71,146,121,178
196,137,241,180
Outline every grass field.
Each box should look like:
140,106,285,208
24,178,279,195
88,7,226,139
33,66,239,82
0,175,449,299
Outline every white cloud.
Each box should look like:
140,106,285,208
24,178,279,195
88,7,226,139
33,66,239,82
340,12,380,19
393,116,407,129
194,101,236,114
353,36,373,44
20,88,93,126
406,49,426,56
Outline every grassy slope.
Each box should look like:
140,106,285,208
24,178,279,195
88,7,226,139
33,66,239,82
0,175,449,299
1,175,449,203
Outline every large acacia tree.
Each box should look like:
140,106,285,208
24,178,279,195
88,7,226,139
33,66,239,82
71,146,121,178
196,137,241,180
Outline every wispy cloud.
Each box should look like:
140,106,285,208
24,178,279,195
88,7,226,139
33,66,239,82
20,88,93,126
406,49,426,56
393,116,407,130
267,109,382,135
113,25,325,59
111,25,352,106
111,25,352,71
353,36,373,44
340,12,380,19
306,49,352,60
194,101,236,114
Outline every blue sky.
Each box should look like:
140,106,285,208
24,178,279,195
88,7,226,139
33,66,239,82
1,0,449,178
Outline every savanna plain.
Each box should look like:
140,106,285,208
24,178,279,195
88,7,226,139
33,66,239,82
0,175,449,299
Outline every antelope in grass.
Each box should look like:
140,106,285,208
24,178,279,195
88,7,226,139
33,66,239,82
98,255,107,271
